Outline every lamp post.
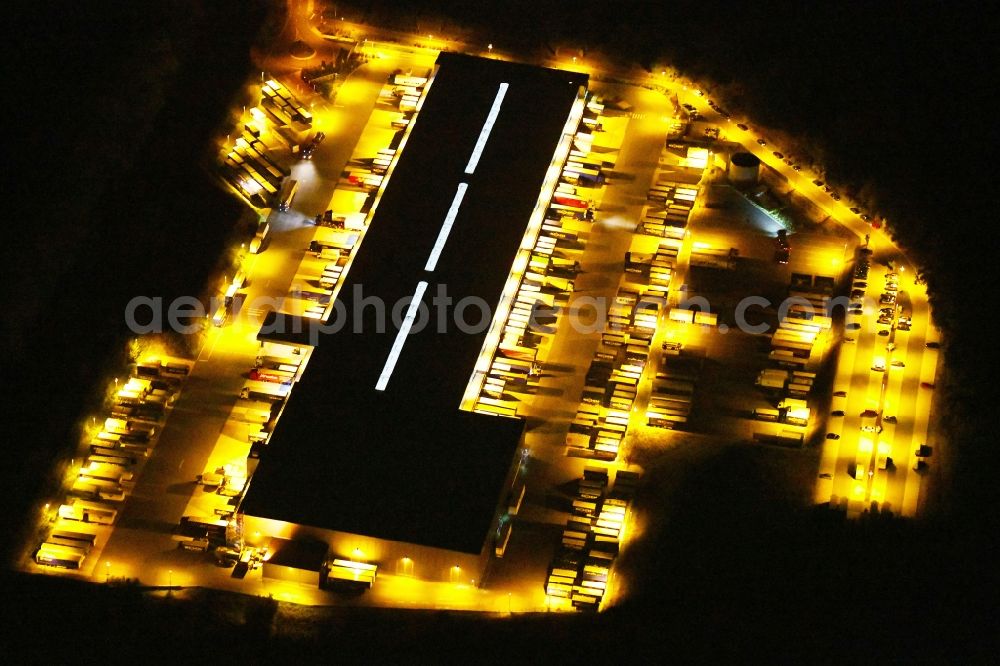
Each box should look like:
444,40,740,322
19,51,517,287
105,561,110,583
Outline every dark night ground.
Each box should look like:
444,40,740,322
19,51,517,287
1,1,996,659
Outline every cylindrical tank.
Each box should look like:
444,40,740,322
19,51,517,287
729,151,760,185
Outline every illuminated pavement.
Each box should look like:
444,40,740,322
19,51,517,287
254,8,940,606
708,113,942,515
84,33,599,612
34,1,942,607
321,10,944,522
90,44,438,590
676,83,940,517
669,87,940,518
494,82,668,607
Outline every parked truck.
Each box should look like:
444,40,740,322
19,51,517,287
249,221,270,254
79,462,134,485
276,178,298,211
35,543,86,569
58,499,118,525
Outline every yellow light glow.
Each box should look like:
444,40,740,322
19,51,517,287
786,404,811,420
241,178,263,196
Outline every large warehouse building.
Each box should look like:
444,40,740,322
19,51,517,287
239,53,589,586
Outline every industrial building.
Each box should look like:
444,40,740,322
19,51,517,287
238,53,589,586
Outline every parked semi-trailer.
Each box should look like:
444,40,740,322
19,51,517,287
59,499,118,525
51,530,98,548
72,478,125,502
35,543,86,569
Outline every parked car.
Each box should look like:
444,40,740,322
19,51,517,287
925,341,941,349
826,433,840,440
920,381,935,389
757,138,767,146
831,410,845,417
737,123,749,130
834,391,847,397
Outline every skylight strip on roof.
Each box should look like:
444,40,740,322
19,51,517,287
375,280,429,391
464,82,509,174
424,182,469,272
